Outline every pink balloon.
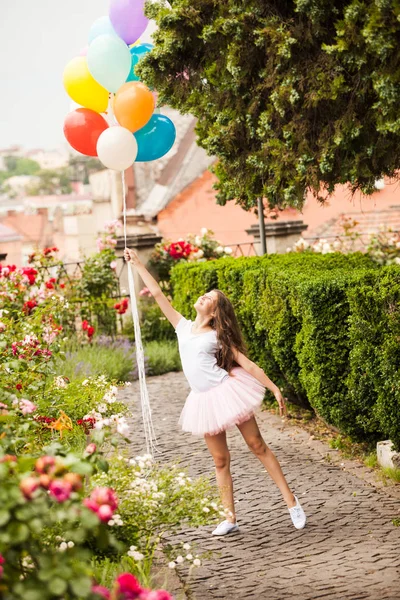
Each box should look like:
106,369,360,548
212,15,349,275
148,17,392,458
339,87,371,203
109,0,148,45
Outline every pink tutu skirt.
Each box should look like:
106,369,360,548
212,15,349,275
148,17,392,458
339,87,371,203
178,367,266,436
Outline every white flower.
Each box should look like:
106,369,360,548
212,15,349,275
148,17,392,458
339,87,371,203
186,554,193,561
395,257,400,265
224,246,233,254
200,227,208,235
168,562,176,569
128,550,144,561
194,235,202,245
67,541,74,548
183,543,191,551
176,555,184,564
54,376,67,389
129,545,137,551
216,246,224,254
203,507,210,513
193,559,201,567
97,403,107,414
125,381,132,387
82,379,89,386
322,242,332,254
59,542,68,552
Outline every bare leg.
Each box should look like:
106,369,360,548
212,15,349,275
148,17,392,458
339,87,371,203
204,431,236,523
237,416,296,508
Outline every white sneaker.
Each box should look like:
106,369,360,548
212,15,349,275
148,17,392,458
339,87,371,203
212,520,239,536
288,495,306,529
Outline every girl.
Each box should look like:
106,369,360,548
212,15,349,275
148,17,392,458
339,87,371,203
124,248,306,535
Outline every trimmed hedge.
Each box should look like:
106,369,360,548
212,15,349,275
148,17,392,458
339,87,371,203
171,253,400,449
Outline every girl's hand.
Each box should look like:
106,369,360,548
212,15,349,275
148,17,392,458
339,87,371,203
124,248,141,266
274,390,288,417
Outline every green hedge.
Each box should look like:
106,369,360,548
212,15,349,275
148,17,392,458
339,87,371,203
171,253,400,449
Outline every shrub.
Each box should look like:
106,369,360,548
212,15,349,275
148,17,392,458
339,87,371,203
145,341,182,376
171,253,400,448
56,338,143,383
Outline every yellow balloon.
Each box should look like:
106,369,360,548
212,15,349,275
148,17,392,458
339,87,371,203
63,57,109,113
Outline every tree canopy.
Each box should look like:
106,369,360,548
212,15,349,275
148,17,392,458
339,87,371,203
140,0,400,210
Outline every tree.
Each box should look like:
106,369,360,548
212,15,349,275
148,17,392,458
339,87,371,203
0,156,41,186
140,0,400,210
26,169,72,196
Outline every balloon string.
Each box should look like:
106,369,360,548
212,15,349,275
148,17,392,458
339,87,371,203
122,171,159,456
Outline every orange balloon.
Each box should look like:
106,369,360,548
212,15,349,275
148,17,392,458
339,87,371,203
114,82,155,132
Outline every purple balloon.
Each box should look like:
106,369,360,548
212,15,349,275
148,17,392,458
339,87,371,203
109,0,149,45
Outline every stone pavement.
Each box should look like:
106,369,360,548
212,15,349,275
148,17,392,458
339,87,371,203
121,372,400,600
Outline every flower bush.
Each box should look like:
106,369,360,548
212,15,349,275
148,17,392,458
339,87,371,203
0,233,223,597
149,228,232,282
289,216,400,266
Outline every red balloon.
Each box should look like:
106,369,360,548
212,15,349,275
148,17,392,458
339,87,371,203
63,108,109,156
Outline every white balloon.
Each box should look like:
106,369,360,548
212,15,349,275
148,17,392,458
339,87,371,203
97,127,138,171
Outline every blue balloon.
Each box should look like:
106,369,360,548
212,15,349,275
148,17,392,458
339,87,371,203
88,16,118,43
134,114,176,162
126,43,153,82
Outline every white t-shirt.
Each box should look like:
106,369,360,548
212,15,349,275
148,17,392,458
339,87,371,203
175,317,230,393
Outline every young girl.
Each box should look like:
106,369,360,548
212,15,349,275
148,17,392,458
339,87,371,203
124,248,306,535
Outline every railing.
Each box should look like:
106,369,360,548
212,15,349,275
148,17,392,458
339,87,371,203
229,242,259,257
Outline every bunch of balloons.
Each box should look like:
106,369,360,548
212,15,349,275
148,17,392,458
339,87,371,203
63,0,176,171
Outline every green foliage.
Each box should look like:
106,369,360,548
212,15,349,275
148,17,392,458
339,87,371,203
140,0,400,209
25,168,72,195
140,302,176,342
0,451,117,600
56,340,137,383
171,253,400,448
145,340,182,376
0,156,40,181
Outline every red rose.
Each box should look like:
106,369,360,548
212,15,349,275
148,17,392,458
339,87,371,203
82,320,89,331
87,326,95,338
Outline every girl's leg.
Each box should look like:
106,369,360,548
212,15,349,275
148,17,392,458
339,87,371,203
237,416,296,508
204,431,236,523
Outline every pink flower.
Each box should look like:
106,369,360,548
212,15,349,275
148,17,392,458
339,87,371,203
85,443,97,456
97,504,114,523
19,399,37,415
20,476,40,499
49,480,73,503
91,584,110,599
116,573,143,598
35,455,56,474
110,261,117,270
83,498,100,513
0,402,8,409
0,553,4,579
139,287,152,297
91,487,118,511
141,592,173,600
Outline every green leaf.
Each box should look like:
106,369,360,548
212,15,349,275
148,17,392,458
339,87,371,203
69,575,92,596
0,509,10,526
49,577,68,595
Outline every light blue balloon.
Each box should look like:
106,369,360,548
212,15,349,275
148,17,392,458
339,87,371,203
126,43,153,82
87,34,131,93
88,16,118,44
134,114,176,162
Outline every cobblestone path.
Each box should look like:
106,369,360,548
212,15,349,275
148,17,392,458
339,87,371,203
121,372,400,600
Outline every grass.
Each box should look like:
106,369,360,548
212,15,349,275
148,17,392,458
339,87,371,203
56,338,181,383
145,340,182,376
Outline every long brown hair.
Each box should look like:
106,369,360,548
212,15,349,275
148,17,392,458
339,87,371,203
209,289,247,372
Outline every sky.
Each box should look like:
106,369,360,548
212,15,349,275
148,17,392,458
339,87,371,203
0,0,109,151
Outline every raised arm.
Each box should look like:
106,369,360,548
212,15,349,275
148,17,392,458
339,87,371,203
124,248,182,329
232,348,288,417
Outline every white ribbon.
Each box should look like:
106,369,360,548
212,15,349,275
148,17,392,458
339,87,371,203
122,172,158,455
